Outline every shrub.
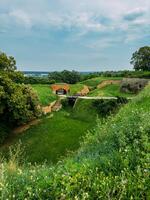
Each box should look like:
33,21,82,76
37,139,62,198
0,123,9,144
92,97,128,117
0,74,41,126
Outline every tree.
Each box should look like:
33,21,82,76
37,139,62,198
131,46,150,71
0,51,16,71
48,70,81,84
61,70,81,84
0,74,41,126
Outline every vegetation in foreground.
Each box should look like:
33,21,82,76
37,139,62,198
0,85,149,199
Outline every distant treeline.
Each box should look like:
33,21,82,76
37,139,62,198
22,70,150,85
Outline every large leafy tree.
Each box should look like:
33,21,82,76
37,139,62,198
0,51,16,71
0,74,40,125
131,46,150,71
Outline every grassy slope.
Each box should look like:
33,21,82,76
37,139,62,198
81,76,122,87
89,84,134,97
32,84,57,105
0,100,98,164
69,83,84,95
1,85,149,199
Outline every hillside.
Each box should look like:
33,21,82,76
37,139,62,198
0,98,98,164
32,84,57,105
0,85,149,199
81,76,122,88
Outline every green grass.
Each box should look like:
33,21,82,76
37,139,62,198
1,100,98,164
69,83,84,95
31,84,57,105
0,85,149,199
71,99,99,122
88,84,135,97
81,76,122,88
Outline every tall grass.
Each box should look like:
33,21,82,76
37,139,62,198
0,85,150,199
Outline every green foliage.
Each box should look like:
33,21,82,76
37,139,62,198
0,71,25,83
0,74,40,126
31,84,57,105
48,70,81,84
24,76,55,85
1,85,150,199
131,46,150,71
0,51,16,71
0,123,9,144
92,97,128,117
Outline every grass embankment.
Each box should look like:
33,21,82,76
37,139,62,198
0,99,98,164
89,84,134,97
69,83,84,95
32,84,57,105
0,85,149,199
81,76,122,88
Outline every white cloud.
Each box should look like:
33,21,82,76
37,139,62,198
0,0,150,44
9,10,31,28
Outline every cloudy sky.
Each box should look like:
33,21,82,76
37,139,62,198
0,0,150,71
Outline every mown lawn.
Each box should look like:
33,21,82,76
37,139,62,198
88,84,135,97
31,84,57,105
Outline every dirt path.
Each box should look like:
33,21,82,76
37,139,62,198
77,85,90,96
13,119,41,135
1,119,41,148
97,80,121,89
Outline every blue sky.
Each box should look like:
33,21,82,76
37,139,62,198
0,0,150,71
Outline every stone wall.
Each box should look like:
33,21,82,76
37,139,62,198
120,78,149,93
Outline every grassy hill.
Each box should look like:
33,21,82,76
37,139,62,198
69,83,84,95
0,85,149,199
88,84,134,97
81,76,122,88
32,84,57,105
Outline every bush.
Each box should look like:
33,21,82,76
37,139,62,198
92,97,128,117
0,123,9,144
0,74,41,126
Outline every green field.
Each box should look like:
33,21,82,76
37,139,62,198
32,84,57,105
88,84,134,97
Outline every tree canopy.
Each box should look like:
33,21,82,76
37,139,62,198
131,46,150,71
48,70,81,84
0,74,40,126
0,51,17,71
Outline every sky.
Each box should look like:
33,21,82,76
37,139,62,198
0,0,150,71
